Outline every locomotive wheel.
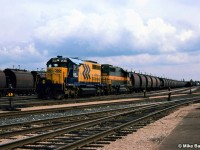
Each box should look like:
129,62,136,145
44,87,52,99
54,90,64,100
37,93,43,99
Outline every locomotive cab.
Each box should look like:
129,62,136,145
43,56,70,99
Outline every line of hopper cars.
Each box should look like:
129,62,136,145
0,56,192,99
130,73,187,91
0,69,45,97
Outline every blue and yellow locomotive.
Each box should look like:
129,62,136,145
38,56,105,99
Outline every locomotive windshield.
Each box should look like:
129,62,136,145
46,56,84,68
47,57,68,68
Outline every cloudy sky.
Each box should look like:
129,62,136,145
0,0,200,81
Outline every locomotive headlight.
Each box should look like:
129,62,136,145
73,73,78,77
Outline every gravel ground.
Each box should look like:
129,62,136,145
98,103,200,150
0,101,150,126
0,95,196,126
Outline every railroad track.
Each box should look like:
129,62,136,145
0,87,197,109
0,89,198,121
0,102,159,140
0,95,199,150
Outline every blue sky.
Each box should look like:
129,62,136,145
0,0,200,81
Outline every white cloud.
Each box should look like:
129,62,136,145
0,0,198,54
0,0,200,80
0,43,48,70
89,52,200,80
34,8,196,53
134,0,149,7
90,53,192,67
178,30,193,42
34,9,121,48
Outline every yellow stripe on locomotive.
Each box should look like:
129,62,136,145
78,61,101,83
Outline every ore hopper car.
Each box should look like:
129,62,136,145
139,74,147,90
159,78,168,89
129,73,141,92
0,70,7,96
4,69,35,95
145,75,152,90
151,76,157,89
156,77,161,89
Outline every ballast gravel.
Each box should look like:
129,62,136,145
98,103,200,150
0,102,149,126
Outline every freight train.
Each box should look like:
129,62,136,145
37,56,188,99
0,69,45,97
